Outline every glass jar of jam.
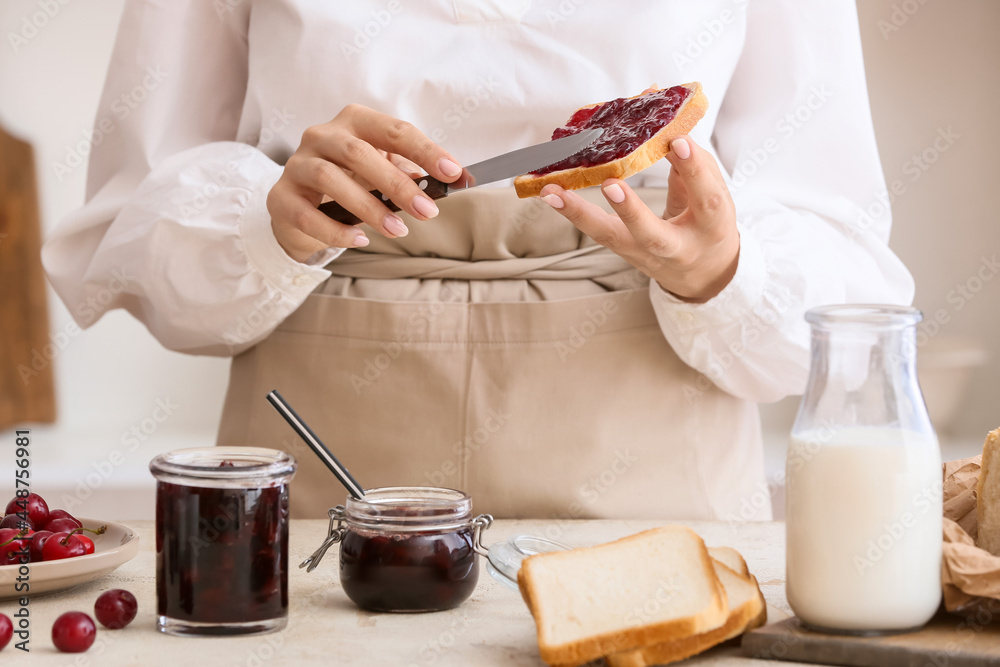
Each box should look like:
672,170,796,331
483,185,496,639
302,487,492,613
149,447,296,636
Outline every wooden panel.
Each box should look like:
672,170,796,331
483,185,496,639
742,610,1000,667
0,125,56,429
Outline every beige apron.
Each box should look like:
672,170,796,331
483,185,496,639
217,188,769,521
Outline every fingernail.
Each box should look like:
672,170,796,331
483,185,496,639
438,158,462,178
382,214,408,237
541,193,564,209
352,233,370,248
603,183,626,204
672,138,691,160
412,195,439,218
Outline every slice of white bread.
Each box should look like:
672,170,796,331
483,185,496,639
707,546,749,577
706,545,767,629
706,546,767,630
518,526,727,667
513,82,709,198
604,561,767,667
977,428,1000,556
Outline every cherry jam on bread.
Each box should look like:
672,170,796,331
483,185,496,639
514,82,708,198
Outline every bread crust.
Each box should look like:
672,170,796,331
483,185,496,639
518,526,727,667
604,565,767,667
514,82,709,199
977,428,1000,556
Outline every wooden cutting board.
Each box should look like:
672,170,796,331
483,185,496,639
741,609,1000,667
0,124,56,429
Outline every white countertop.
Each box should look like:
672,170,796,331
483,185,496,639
1,519,809,666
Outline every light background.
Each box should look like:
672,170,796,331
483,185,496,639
0,0,997,519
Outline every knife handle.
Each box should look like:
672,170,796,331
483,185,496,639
317,176,451,226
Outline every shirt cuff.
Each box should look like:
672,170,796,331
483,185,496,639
238,166,342,299
649,225,767,335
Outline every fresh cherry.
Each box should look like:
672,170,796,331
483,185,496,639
94,589,138,629
40,526,105,561
0,613,12,651
4,493,49,527
0,528,31,566
51,612,96,653
44,510,82,530
29,530,53,562
0,514,31,531
77,536,95,555
42,532,86,561
45,518,82,534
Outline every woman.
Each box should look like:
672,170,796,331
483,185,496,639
42,1,912,520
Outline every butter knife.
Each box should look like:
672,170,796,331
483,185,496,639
318,128,602,225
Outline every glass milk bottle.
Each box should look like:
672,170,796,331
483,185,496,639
786,305,942,634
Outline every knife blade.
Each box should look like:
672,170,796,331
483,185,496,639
318,128,603,225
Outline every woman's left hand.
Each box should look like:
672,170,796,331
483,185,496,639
540,135,739,303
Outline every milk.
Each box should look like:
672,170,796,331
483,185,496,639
785,427,942,632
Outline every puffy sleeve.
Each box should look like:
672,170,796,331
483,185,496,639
41,0,340,356
649,0,913,403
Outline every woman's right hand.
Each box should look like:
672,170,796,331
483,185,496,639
266,104,464,262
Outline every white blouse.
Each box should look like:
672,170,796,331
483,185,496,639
42,0,914,403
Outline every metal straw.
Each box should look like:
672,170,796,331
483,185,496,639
265,389,365,499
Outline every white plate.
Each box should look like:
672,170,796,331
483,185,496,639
0,517,140,599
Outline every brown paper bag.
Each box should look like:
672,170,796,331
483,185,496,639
942,449,1000,613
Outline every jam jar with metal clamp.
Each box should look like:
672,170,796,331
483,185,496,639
302,486,493,613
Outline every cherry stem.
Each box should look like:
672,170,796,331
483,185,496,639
60,525,108,547
0,529,29,547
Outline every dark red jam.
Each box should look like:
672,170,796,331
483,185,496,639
532,85,692,175
155,481,289,626
339,524,478,612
